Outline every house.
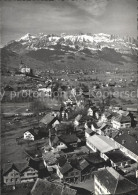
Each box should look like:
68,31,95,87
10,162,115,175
91,123,109,136
109,106,122,112
2,162,38,186
104,149,132,168
51,104,62,112
98,124,109,135
95,111,100,120
55,121,74,136
61,110,69,120
39,112,59,128
86,135,118,158
24,129,39,141
31,178,77,195
94,167,137,195
87,108,93,116
43,151,60,166
38,87,52,97
79,159,92,181
134,116,138,126
20,67,32,74
91,106,100,120
99,111,112,123
4,85,14,91
74,114,82,128
122,106,138,113
58,134,79,149
58,162,81,183
85,152,106,168
49,134,67,151
91,122,100,132
85,128,95,138
111,114,131,129
114,130,138,162
117,110,129,116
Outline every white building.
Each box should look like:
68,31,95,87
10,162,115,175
111,115,131,129
20,67,31,74
74,114,82,128
94,167,137,195
38,87,52,97
87,108,93,116
86,135,118,158
24,131,35,141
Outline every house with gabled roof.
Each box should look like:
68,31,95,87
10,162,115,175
39,112,59,128
104,149,132,168
58,134,79,149
74,114,82,128
58,162,81,183
99,111,112,123
85,128,95,138
78,159,92,181
84,152,106,168
2,162,38,186
94,167,137,195
31,178,77,195
114,129,138,162
24,129,39,141
111,114,131,129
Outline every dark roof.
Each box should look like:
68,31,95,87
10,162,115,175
49,128,56,135
57,155,67,167
4,85,14,91
43,151,59,165
2,162,29,175
14,162,29,173
85,153,105,164
6,183,34,195
55,121,73,132
92,122,99,129
114,130,138,155
85,128,94,135
91,106,99,112
100,124,108,132
105,149,131,163
114,115,131,123
60,162,73,175
40,113,56,125
81,146,91,154
59,134,78,144
95,167,137,194
2,163,13,175
50,136,60,147
103,111,112,118
31,178,77,195
79,159,89,171
50,104,61,111
106,129,119,139
25,129,39,138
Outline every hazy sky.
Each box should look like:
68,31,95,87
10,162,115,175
1,0,137,46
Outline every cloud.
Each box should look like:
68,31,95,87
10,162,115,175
73,0,110,17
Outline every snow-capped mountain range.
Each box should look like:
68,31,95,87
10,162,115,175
2,33,138,75
5,33,138,55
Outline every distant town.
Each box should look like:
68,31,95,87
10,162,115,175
1,61,138,195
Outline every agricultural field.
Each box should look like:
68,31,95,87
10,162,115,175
1,103,48,165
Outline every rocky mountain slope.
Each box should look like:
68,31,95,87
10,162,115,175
2,33,138,74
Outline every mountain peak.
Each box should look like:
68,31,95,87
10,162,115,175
17,33,36,41
5,32,138,55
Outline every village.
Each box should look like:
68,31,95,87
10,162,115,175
1,63,138,195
